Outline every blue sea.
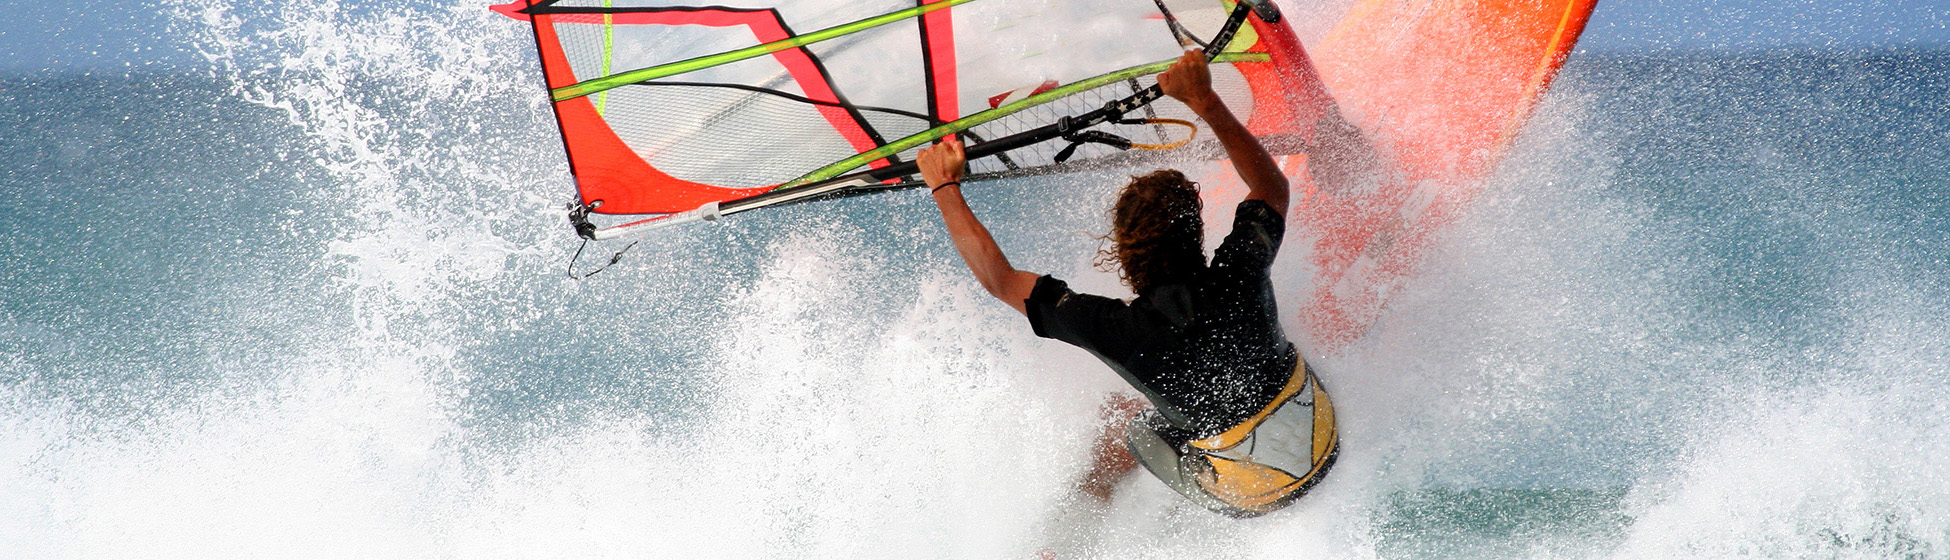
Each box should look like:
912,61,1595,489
3,2,1948,558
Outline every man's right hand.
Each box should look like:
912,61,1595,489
918,134,967,190
1158,49,1220,114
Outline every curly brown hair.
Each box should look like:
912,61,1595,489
1095,169,1206,293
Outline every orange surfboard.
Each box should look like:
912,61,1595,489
1281,0,1597,354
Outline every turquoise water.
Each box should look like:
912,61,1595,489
3,1,1948,557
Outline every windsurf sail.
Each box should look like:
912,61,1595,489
1287,0,1599,353
493,0,1334,240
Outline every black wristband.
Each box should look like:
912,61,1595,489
931,181,960,193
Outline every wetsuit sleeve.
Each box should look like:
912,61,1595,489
1213,199,1286,270
1024,275,1146,361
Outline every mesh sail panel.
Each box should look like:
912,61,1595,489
603,85,869,188
959,62,1261,177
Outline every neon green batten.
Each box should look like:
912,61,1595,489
552,0,980,102
597,1,614,115
775,52,1270,189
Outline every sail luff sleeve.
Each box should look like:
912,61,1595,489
550,0,980,102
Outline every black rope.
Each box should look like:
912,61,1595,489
563,200,638,280
566,238,638,280
1053,126,1135,163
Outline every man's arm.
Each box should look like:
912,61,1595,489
1157,49,1290,216
919,135,1040,315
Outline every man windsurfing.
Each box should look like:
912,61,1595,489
917,49,1337,518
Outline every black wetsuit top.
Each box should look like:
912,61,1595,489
1026,200,1298,438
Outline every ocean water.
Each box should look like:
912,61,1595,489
3,1,1948,558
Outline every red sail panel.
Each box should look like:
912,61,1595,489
1290,0,1599,354
530,15,772,214
1237,13,1331,140
919,0,959,122
502,1,898,215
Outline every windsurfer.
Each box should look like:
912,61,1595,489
917,49,1336,517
